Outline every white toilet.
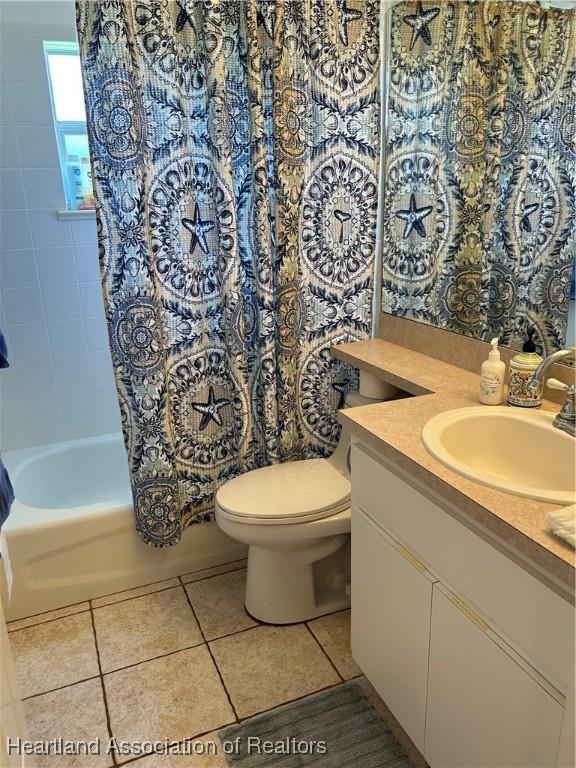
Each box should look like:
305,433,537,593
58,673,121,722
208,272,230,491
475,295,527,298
215,388,395,624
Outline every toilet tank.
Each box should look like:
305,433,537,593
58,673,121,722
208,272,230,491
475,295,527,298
329,386,402,477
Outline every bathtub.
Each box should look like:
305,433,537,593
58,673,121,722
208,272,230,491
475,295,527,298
0,434,245,621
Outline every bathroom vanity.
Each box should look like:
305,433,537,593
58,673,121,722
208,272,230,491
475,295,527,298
333,338,575,768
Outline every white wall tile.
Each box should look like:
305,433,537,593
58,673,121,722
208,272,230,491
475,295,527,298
70,218,97,245
79,280,105,316
0,210,33,249
68,412,122,440
0,368,19,397
15,126,60,168
0,168,26,209
14,420,59,446
0,10,121,450
57,385,94,420
46,319,87,356
90,349,114,385
29,209,71,247
0,37,48,83
0,427,30,451
14,357,55,395
5,81,54,125
90,383,120,417
42,283,82,321
84,316,109,351
22,168,66,209
0,84,12,127
0,125,20,168
0,249,38,287
18,392,60,427
36,246,76,284
52,352,93,389
2,287,44,324
1,3,77,32
74,244,100,282
7,323,50,360
0,395,23,431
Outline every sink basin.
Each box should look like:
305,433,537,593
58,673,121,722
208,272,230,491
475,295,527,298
422,406,575,505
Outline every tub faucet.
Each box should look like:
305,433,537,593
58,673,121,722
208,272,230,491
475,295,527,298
528,348,576,437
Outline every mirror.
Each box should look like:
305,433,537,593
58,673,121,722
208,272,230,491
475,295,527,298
380,0,576,357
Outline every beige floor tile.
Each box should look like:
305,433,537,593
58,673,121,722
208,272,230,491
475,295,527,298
308,609,360,679
93,587,202,673
8,603,90,633
180,559,247,585
104,645,235,746
23,679,112,768
10,612,99,698
91,578,181,608
184,569,256,640
209,624,340,718
129,733,227,767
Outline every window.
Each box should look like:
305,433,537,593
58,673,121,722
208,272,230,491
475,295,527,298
44,41,94,211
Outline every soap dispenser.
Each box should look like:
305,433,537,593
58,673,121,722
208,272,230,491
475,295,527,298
479,338,506,405
507,329,543,408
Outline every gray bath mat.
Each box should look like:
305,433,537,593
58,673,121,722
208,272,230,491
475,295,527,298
219,682,412,767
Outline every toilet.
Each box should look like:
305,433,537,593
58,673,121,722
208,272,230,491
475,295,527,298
215,388,396,624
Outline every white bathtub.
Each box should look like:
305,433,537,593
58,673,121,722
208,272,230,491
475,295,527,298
0,434,245,621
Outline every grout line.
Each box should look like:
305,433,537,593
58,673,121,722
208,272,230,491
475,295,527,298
7,606,91,634
180,562,247,586
101,637,207,677
91,583,183,611
6,600,90,632
115,726,228,767
18,606,350,692
21,674,101,702
117,681,359,767
179,575,240,724
89,605,118,767
7,560,248,630
304,622,344,683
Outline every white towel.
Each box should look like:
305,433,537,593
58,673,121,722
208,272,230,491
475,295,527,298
546,505,576,548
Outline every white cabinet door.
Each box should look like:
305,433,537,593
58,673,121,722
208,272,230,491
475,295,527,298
351,509,435,753
426,584,564,768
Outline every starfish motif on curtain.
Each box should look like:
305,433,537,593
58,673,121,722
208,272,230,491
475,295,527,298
191,386,230,431
332,380,348,409
521,202,539,233
336,0,363,46
395,194,433,239
402,1,440,50
175,0,195,33
182,205,215,256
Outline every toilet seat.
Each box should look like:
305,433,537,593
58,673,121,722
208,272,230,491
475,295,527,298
216,458,350,525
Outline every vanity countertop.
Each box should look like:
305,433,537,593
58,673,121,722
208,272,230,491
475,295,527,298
332,338,575,597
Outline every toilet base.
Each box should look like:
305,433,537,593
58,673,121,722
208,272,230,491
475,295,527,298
245,533,351,624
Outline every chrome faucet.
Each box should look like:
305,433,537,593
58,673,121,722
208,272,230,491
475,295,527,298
529,348,576,437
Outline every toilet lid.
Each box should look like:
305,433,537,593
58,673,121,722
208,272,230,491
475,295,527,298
216,459,351,524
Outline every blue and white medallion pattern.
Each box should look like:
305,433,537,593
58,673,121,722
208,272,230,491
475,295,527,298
382,0,575,354
77,0,379,545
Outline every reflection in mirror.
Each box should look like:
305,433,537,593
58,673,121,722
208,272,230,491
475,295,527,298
380,0,576,356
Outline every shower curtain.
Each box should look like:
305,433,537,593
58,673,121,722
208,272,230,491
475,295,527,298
76,0,380,545
381,0,575,355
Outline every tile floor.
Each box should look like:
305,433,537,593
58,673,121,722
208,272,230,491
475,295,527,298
6,559,421,768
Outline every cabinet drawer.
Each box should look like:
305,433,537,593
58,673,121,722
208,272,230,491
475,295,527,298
351,444,573,693
351,510,435,752
426,584,563,768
